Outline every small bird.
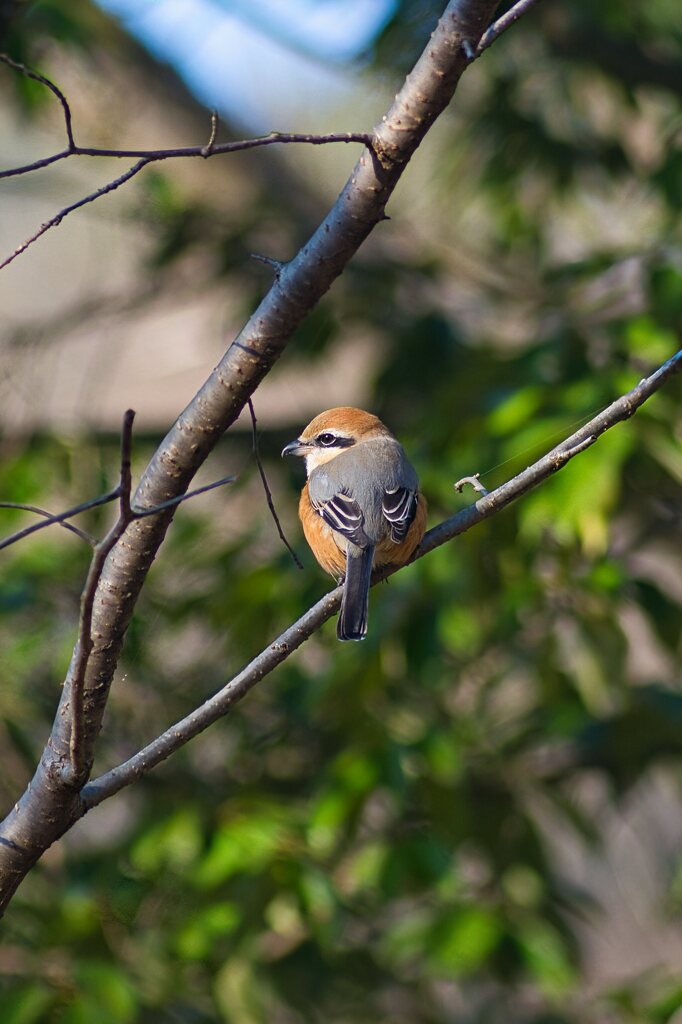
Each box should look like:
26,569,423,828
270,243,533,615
282,407,427,641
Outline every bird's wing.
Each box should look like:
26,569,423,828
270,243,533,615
382,486,418,543
311,490,372,549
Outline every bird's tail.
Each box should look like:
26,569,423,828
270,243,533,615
338,545,374,641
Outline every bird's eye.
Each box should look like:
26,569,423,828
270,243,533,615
317,432,337,447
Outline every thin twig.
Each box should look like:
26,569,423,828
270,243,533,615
0,491,120,552
0,476,237,550
201,111,219,157
0,53,371,179
0,52,373,269
0,53,75,147
81,349,682,806
0,132,373,179
131,475,237,518
0,502,94,546
0,132,372,181
0,158,150,271
248,399,303,569
476,0,544,54
0,133,372,267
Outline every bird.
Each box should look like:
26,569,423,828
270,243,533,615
282,407,427,641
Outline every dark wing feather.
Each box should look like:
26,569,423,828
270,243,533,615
382,486,418,543
312,491,371,548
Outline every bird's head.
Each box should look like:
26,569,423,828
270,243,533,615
282,407,390,473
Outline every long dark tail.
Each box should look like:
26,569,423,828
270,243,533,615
338,545,374,641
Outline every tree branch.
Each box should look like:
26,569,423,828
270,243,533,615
0,0,520,916
0,51,372,268
0,503,95,546
476,0,543,54
81,348,681,806
0,159,151,270
0,53,75,148
0,491,121,552
419,347,682,555
0,471,236,554
66,411,136,785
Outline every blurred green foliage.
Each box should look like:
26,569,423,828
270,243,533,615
1,1,681,1022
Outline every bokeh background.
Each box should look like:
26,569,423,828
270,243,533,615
1,1,681,1021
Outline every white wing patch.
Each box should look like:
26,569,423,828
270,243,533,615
312,491,371,548
382,486,418,543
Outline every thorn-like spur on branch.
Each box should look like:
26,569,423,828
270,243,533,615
248,399,303,570
81,349,682,805
251,253,286,279
476,0,544,55
0,502,95,546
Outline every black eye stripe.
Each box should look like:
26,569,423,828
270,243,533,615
316,433,354,448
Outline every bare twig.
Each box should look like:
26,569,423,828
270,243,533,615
0,53,75,148
0,54,375,269
0,475,237,551
476,0,544,54
132,475,237,518
0,491,120,552
248,399,303,569
0,158,150,271
81,349,682,806
0,502,94,546
0,131,372,267
0,132,372,181
0,132,373,180
0,52,373,269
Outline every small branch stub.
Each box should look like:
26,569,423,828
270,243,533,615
201,111,219,157
455,473,490,496
251,253,286,280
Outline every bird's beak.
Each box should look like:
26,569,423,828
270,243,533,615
281,438,308,458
